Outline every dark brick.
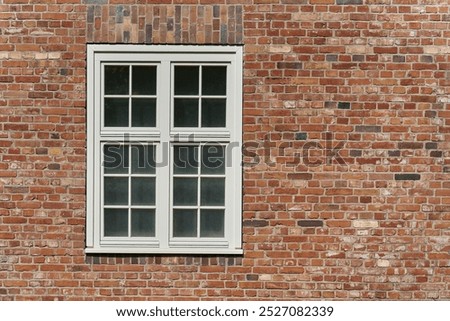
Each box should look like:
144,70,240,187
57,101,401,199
85,256,93,264
123,31,130,43
395,174,421,181
393,55,406,63
277,62,302,69
295,132,307,140
352,55,364,62
388,150,400,157
48,163,60,170
36,148,48,155
444,167,450,173
116,6,123,24
430,151,442,157
288,173,312,180
281,0,307,3
350,150,362,157
84,0,107,4
220,24,228,44
246,274,259,281
213,5,220,18
398,142,423,149
298,220,324,227
175,6,181,22
425,142,438,149
87,6,94,23
338,102,351,109
326,55,338,62
324,101,336,108
421,55,433,63
145,24,152,43
425,110,437,118
336,0,363,4
167,18,174,31
243,220,268,227
355,125,381,133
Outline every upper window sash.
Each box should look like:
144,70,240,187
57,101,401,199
89,47,241,139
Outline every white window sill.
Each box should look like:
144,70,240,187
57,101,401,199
85,247,244,255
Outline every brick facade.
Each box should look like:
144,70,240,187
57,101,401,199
0,0,449,300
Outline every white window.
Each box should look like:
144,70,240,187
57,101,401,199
86,45,243,254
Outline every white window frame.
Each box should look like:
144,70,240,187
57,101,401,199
86,44,243,254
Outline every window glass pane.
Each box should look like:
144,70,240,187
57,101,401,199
131,177,155,205
132,98,156,127
174,98,199,127
173,209,197,237
200,209,224,238
174,66,199,95
173,178,198,206
131,145,155,174
131,209,155,237
201,98,226,127
132,66,156,95
201,145,225,175
104,145,129,174
104,209,128,237
104,98,129,127
104,177,128,205
200,178,225,206
202,66,227,95
174,145,198,175
105,65,129,95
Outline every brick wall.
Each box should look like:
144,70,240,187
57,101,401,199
0,0,449,300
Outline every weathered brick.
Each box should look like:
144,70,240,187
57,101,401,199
336,0,362,4
393,55,406,62
243,220,268,227
398,142,423,149
288,173,312,180
388,150,400,157
277,62,302,69
395,174,421,181
295,132,308,140
425,142,438,150
355,125,381,132
338,102,351,109
297,220,324,227
430,151,442,158
350,150,362,157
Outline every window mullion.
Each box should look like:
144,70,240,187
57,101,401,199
197,144,201,238
127,145,132,238
198,65,202,129
158,59,171,249
128,66,132,129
